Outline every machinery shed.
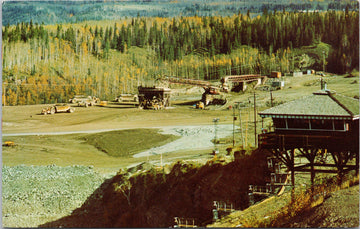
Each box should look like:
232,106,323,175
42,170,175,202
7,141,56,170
138,86,171,109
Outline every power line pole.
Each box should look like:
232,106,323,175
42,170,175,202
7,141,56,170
236,102,244,148
213,118,220,155
322,51,325,73
254,92,257,147
232,105,236,147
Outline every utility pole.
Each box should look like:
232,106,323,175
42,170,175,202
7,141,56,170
232,105,236,147
236,102,244,148
245,100,251,148
254,92,257,147
322,51,326,73
213,118,220,155
160,153,163,168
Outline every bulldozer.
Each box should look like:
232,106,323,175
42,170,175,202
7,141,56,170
41,104,75,115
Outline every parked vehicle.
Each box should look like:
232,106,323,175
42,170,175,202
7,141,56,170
41,104,75,115
115,94,139,103
69,95,100,107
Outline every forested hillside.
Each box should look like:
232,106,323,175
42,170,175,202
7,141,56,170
3,0,358,26
2,9,359,105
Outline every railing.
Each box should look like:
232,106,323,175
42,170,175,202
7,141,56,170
258,132,356,151
173,217,197,228
213,201,235,212
249,184,274,194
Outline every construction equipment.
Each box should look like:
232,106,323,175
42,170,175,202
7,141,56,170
99,101,108,107
115,94,139,103
2,141,15,147
220,75,266,92
270,71,282,78
196,101,205,109
157,76,226,106
41,104,75,115
69,95,100,107
138,86,171,110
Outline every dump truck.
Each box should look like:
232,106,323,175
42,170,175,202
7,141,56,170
69,95,100,107
41,104,75,115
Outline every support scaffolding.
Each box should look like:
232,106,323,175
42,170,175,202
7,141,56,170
259,133,359,187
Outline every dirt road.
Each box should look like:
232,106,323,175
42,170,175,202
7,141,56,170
2,103,233,135
2,103,237,174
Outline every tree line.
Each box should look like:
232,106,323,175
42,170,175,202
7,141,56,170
5,9,357,69
3,0,358,26
2,10,359,105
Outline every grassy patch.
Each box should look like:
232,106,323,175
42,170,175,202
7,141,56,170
81,129,180,157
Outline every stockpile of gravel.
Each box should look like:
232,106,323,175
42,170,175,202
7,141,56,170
2,164,105,227
134,124,234,158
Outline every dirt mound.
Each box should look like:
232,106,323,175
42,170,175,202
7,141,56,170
40,149,272,228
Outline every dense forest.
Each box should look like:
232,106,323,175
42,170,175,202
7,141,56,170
3,0,359,26
2,9,359,105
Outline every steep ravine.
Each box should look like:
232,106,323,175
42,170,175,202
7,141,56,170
41,149,271,228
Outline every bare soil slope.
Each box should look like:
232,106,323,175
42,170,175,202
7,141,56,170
40,149,271,228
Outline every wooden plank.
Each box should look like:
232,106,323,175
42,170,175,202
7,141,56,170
295,164,357,169
293,168,338,173
252,192,271,195
272,183,293,186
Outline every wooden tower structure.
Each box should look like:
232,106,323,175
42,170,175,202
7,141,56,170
258,90,359,187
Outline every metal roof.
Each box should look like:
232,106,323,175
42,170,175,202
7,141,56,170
259,90,359,120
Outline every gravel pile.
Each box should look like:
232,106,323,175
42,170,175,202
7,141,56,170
133,124,234,158
2,165,105,227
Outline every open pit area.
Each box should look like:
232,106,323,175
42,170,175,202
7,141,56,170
2,74,359,227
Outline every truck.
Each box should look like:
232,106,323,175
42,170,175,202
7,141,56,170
41,104,75,115
69,95,100,107
115,94,139,103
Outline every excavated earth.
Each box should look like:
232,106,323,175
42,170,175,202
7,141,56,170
40,149,271,228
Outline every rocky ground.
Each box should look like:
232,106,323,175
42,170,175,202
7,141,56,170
283,184,359,228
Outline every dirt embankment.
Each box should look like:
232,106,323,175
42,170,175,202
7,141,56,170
282,184,359,228
40,149,272,228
